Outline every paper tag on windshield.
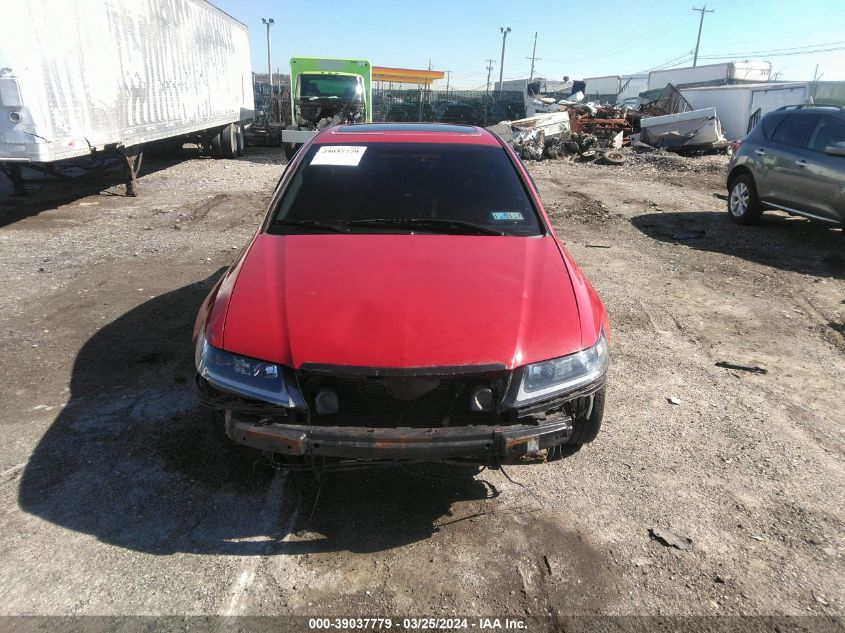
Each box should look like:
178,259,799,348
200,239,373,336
311,145,367,166
491,211,524,221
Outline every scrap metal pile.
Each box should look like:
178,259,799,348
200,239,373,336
491,106,636,165
490,82,730,164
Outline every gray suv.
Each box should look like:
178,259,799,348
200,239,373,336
726,105,845,227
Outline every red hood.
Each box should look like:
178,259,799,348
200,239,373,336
220,233,583,369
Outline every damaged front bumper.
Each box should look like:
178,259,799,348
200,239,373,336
195,368,605,464
223,410,574,461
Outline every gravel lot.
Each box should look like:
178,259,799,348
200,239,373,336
0,146,842,629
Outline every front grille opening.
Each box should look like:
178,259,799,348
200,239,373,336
299,372,510,428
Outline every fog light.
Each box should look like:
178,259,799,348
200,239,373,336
314,388,339,415
470,386,494,412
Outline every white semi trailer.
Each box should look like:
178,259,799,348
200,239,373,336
647,61,772,92
0,0,254,196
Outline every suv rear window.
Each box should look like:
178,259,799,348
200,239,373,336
807,116,845,152
771,114,818,147
269,143,542,236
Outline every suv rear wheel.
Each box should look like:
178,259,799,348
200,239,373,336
728,175,763,225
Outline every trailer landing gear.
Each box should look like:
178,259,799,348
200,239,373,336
121,147,143,197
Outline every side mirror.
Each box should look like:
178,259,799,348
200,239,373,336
825,141,845,157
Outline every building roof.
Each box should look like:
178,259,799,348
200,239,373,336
372,66,445,85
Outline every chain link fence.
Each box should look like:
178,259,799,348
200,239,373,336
253,83,525,129
372,89,526,126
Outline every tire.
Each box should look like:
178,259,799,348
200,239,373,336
548,387,605,461
236,123,245,156
283,142,300,161
221,123,238,159
209,131,224,158
283,125,301,161
599,149,625,165
727,174,763,225
209,409,238,446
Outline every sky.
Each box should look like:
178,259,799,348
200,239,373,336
214,0,845,88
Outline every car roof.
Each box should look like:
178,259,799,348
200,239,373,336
315,123,501,146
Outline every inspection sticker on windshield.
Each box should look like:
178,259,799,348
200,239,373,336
491,211,525,221
311,145,367,166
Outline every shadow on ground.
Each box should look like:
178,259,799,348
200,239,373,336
0,147,284,229
631,210,845,280
0,154,179,229
18,272,493,555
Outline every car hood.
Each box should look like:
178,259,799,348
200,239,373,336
221,233,583,369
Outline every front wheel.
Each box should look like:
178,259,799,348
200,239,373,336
728,175,763,224
283,142,300,161
208,409,237,446
548,387,605,460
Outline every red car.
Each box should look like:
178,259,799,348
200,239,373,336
193,123,609,467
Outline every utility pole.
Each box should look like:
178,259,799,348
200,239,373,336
483,59,495,127
812,64,819,82
527,31,541,81
445,71,451,93
485,59,495,95
498,27,511,96
691,6,714,67
261,18,274,88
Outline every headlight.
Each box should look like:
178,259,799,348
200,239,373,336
516,330,608,404
195,333,291,407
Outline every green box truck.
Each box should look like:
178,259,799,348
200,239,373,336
281,57,372,159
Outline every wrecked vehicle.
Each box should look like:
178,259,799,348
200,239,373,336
509,111,572,160
193,123,610,469
637,107,729,154
282,57,372,160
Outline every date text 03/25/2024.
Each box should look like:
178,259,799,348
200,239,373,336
307,617,527,630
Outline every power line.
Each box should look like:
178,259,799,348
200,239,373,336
697,45,845,60
541,11,699,65
692,5,715,67
636,51,695,74
698,40,845,56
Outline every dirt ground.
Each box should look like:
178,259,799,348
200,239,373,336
0,145,842,630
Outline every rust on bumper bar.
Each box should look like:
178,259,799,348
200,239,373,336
225,412,573,460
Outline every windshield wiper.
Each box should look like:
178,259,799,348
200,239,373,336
347,218,505,236
270,219,349,233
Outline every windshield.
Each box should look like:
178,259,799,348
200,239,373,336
297,74,363,101
267,143,542,237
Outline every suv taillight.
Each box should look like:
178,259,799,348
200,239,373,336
731,140,742,154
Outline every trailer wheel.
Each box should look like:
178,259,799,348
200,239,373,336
221,123,238,159
236,123,246,156
209,130,224,158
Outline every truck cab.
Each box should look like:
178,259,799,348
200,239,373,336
281,58,372,159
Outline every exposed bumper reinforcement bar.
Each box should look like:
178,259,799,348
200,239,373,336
225,413,574,461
